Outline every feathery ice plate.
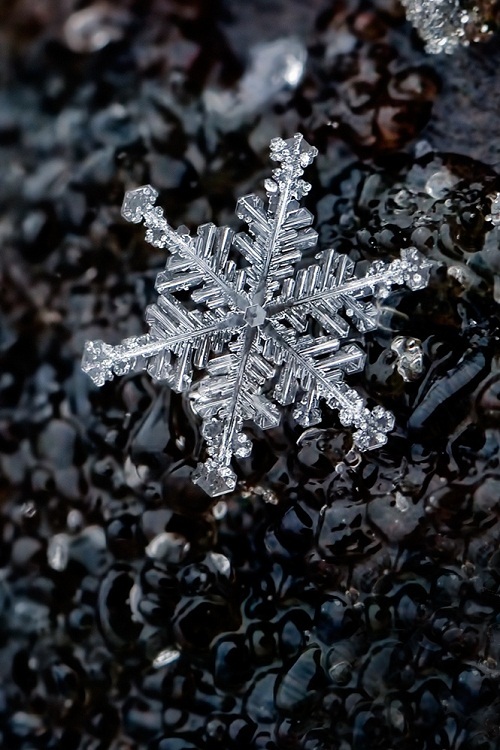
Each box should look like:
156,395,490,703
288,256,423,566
82,134,431,497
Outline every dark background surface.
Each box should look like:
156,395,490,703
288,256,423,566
2,1,500,748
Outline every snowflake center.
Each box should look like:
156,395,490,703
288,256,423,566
244,304,267,328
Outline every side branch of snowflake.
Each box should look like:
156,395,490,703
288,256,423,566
82,133,431,497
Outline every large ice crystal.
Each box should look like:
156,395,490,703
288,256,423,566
82,134,431,497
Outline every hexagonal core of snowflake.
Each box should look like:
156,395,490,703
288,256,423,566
244,304,267,328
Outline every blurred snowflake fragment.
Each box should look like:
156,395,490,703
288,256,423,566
82,133,431,497
401,0,493,54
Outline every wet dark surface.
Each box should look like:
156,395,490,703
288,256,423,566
1,0,500,748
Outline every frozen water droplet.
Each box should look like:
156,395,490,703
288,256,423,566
329,660,352,685
212,500,228,520
47,533,70,572
152,648,181,670
145,532,190,563
233,432,252,458
67,509,84,532
209,552,231,577
395,491,410,512
63,3,130,54
424,169,459,199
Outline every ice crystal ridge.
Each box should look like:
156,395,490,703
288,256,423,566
82,134,431,497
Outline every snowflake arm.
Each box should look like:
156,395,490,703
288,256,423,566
190,329,280,497
83,187,252,390
268,248,432,332
259,246,430,451
234,133,319,304
82,300,244,389
264,322,394,449
121,185,249,311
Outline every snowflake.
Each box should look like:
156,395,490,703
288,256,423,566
82,133,431,497
400,0,492,54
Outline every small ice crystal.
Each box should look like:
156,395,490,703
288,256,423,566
391,336,424,382
83,133,432,497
